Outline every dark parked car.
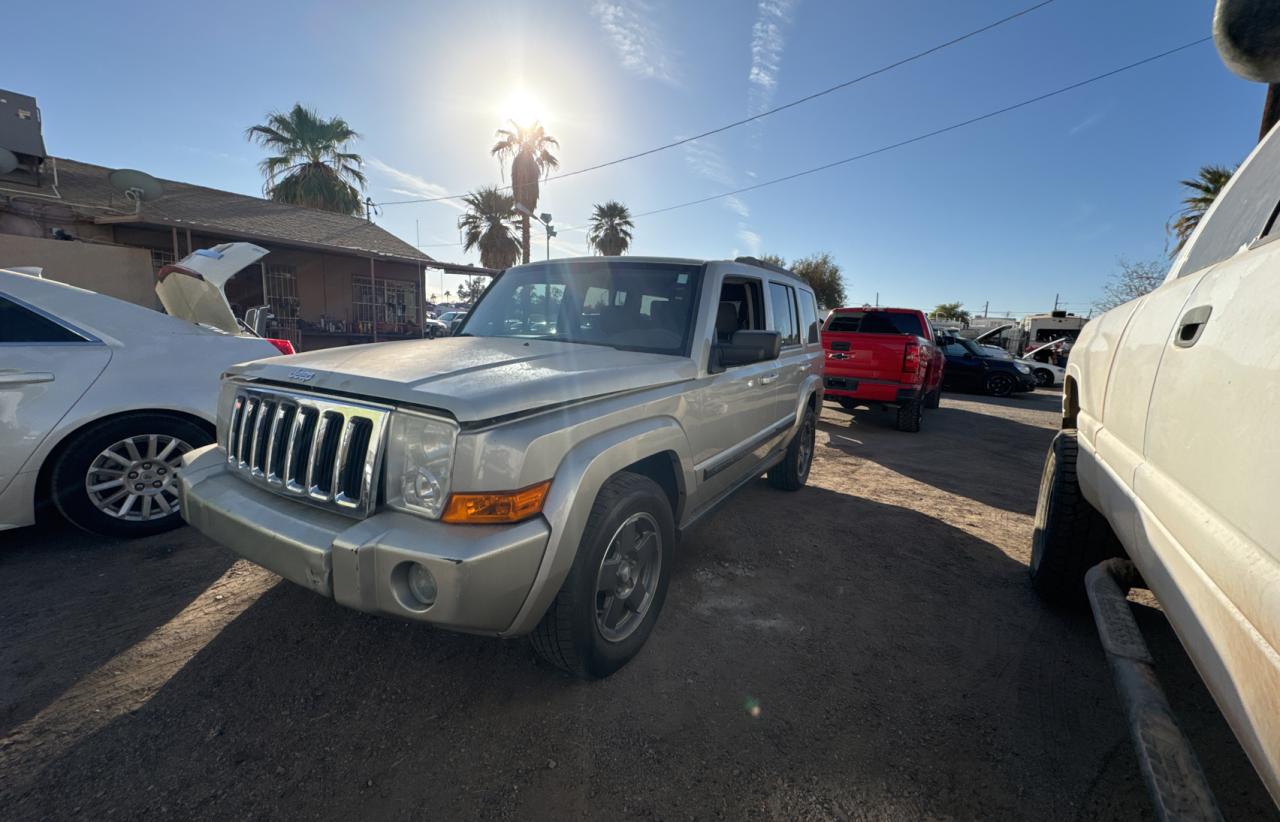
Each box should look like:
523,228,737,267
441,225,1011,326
940,336,1035,397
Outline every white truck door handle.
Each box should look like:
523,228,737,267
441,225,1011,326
0,371,54,386
760,373,779,385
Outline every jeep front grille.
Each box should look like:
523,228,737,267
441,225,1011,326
222,385,390,517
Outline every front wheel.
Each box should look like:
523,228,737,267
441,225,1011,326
1030,431,1124,604
531,472,675,678
51,414,211,538
1033,368,1055,388
768,405,815,491
985,373,1016,397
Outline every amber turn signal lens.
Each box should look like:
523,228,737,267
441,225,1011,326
441,480,551,524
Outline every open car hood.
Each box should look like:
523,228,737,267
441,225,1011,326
155,242,268,334
973,323,1015,344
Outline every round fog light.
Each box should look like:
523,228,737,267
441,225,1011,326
407,563,438,607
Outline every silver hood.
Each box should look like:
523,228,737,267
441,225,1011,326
226,336,697,422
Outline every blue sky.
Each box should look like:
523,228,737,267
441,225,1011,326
7,0,1265,313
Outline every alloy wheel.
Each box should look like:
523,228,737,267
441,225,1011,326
594,512,662,643
85,434,192,521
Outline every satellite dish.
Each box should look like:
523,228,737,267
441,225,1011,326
0,147,18,175
108,168,164,209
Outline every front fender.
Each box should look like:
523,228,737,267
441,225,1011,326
500,416,694,636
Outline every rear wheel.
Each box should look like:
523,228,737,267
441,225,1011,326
924,387,941,409
531,472,675,678
985,373,1016,397
1030,431,1124,604
895,394,923,432
51,414,211,538
837,397,858,411
768,405,815,491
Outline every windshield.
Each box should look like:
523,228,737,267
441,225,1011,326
824,310,924,336
459,261,702,355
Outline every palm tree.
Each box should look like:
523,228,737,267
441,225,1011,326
458,186,522,269
587,201,634,256
491,120,559,263
1170,165,1235,253
246,104,366,215
931,302,971,323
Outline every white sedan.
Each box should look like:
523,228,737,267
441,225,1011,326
0,243,287,537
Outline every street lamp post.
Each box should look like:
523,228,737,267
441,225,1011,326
516,204,555,260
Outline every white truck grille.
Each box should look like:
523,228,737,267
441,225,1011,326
222,386,390,517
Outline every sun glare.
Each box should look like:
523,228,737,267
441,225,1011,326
499,88,549,128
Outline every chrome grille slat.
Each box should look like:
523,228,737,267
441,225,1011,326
249,400,272,476
331,418,356,502
218,384,391,518
264,403,289,484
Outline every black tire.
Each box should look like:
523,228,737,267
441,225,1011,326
1029,431,1125,604
924,386,941,409
768,404,815,491
895,394,923,433
985,373,1016,397
531,472,675,679
51,414,212,538
837,397,858,411
1033,368,1054,388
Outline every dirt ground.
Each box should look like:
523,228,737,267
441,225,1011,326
1,389,1275,821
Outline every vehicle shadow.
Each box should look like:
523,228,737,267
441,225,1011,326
0,521,235,738
818,398,1056,516
5,484,1271,821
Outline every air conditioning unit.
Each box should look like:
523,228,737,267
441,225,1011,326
0,89,48,188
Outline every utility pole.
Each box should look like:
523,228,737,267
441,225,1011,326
1053,293,1060,312
1261,83,1280,142
874,292,879,308
982,300,989,318
364,197,377,223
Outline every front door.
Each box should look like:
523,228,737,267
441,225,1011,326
0,294,110,498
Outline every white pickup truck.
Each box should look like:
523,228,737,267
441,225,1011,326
1029,5,1280,808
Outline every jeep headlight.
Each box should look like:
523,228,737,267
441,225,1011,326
1015,363,1032,375
384,410,458,519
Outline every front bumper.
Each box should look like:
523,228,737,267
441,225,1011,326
178,445,550,635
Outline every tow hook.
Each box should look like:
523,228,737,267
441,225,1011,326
1085,558,1223,822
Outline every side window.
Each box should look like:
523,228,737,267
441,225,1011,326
768,283,800,347
0,295,85,343
1179,130,1280,276
715,277,765,341
944,342,967,356
798,291,819,344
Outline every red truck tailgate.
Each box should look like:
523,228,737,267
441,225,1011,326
823,332,911,380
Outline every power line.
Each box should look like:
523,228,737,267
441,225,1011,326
627,37,1211,221
375,0,1058,207
395,35,1210,252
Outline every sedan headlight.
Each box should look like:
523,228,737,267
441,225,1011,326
384,410,458,519
1015,363,1032,375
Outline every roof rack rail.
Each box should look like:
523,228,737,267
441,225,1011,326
734,256,796,277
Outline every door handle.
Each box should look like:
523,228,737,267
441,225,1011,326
0,371,55,386
760,373,779,385
1174,305,1212,349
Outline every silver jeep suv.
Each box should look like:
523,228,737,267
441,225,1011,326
179,257,823,677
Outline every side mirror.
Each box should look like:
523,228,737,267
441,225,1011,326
715,330,781,370
1215,0,1280,83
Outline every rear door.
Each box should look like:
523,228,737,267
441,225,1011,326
0,293,111,497
766,280,807,421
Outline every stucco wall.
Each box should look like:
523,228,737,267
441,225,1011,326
0,234,158,308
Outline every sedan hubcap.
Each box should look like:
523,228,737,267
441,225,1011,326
86,434,193,521
594,512,662,643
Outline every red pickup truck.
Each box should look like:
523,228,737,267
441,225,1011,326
820,307,945,432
